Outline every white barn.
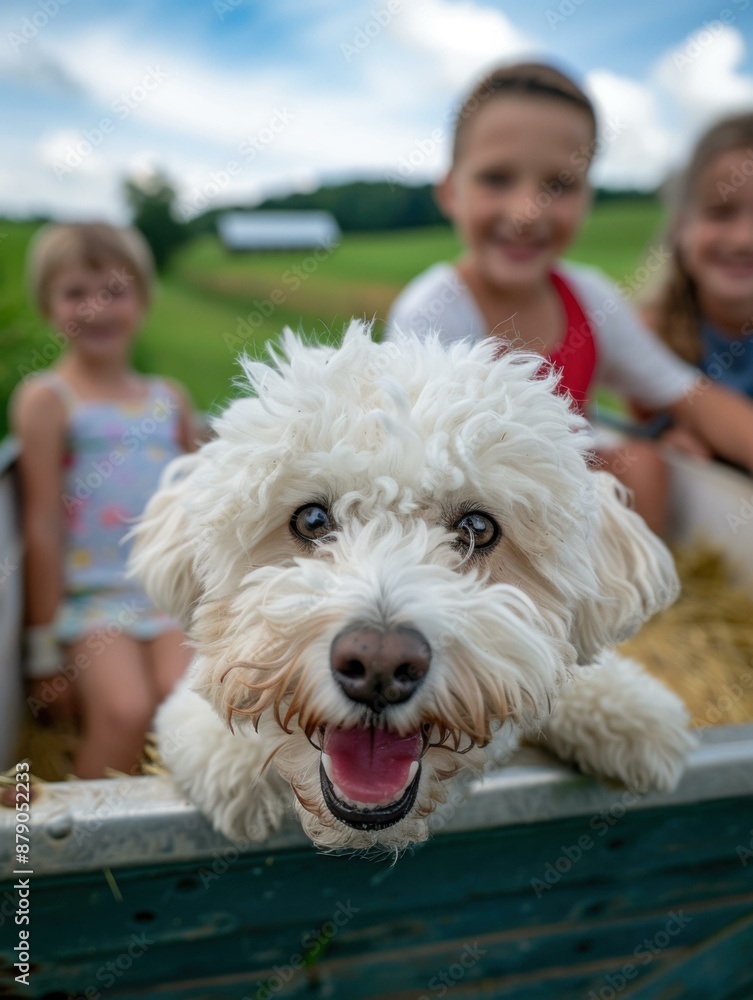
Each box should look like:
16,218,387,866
218,210,341,252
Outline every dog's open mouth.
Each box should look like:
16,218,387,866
319,725,425,830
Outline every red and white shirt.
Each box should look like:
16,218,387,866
386,261,699,413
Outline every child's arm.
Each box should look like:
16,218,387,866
11,381,67,676
163,378,200,452
638,298,753,469
669,383,753,473
572,265,753,473
636,303,712,459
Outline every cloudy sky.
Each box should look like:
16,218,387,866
2,0,752,223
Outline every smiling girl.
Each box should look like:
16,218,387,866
388,63,753,533
11,223,195,777
642,113,753,460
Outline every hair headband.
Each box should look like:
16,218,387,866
485,76,593,115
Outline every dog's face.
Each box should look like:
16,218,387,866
132,324,678,850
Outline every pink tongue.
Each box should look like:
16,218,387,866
324,727,422,804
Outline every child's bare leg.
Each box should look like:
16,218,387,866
30,655,78,724
596,440,669,537
71,633,155,778
147,629,192,702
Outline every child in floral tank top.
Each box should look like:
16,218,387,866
12,223,196,778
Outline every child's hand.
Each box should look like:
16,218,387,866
661,425,713,461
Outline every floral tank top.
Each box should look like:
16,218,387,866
40,372,183,593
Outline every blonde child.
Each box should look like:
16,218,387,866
388,63,753,533
12,223,195,778
642,112,753,460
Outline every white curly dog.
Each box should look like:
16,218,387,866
131,323,694,853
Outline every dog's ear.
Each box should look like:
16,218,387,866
128,452,205,627
572,470,679,664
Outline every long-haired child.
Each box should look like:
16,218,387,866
642,112,753,461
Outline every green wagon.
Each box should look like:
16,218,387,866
1,443,753,1000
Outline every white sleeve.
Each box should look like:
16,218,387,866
565,264,700,408
386,292,430,343
385,265,486,347
386,265,453,342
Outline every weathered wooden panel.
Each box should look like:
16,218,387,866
2,795,752,1000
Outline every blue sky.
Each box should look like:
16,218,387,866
2,0,752,221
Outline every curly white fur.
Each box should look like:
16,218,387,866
131,323,693,852
528,650,697,792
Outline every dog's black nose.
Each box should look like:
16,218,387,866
330,626,431,711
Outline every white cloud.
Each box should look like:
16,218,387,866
0,137,124,223
2,4,753,220
583,25,753,190
654,24,753,133
586,70,675,190
40,29,295,145
24,27,435,160
26,23,463,216
36,129,106,177
391,0,535,90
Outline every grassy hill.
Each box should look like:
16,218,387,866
0,200,664,434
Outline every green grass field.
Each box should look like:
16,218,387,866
0,200,664,434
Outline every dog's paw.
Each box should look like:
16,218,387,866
201,757,287,845
156,682,286,844
538,651,698,793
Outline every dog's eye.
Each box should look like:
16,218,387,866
454,511,499,550
291,504,332,542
